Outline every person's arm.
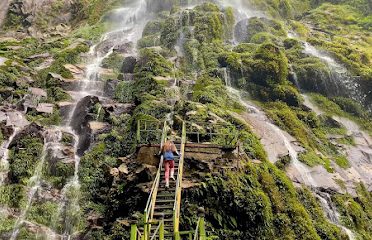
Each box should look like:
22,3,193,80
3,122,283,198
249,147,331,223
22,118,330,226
172,144,180,156
158,145,163,156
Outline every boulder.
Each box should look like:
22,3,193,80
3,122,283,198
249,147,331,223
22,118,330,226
102,103,135,116
57,101,74,118
36,103,54,114
103,79,119,98
64,64,84,79
0,57,7,66
234,19,249,42
3,110,30,128
114,42,134,54
29,87,47,98
122,73,135,81
121,56,137,74
25,53,50,62
0,87,14,99
9,123,43,148
69,95,99,155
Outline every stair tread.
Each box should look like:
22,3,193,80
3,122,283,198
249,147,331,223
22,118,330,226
156,199,175,203
154,205,174,209
153,212,173,216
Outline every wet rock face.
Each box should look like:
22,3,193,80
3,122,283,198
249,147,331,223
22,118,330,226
103,79,119,98
10,123,43,144
6,0,73,34
234,19,249,42
69,95,99,155
121,56,137,74
0,0,11,28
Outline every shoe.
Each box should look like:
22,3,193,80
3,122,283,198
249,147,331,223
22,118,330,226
171,176,175,181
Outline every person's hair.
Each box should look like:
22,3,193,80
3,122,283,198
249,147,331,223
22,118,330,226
163,140,176,152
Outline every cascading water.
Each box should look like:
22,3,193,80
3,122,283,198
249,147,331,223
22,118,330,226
288,32,366,107
10,129,62,240
315,191,355,240
215,0,264,43
55,1,150,238
224,71,317,186
269,122,317,187
0,127,20,186
303,42,364,103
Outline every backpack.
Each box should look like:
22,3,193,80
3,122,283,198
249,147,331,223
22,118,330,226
164,150,174,160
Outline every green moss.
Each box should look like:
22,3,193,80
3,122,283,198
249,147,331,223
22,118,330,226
333,155,350,169
0,184,26,208
333,184,372,239
27,201,59,228
101,52,123,71
8,136,44,184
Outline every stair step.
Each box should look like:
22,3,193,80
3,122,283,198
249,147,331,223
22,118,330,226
158,188,176,192
156,199,175,204
153,211,173,217
157,193,175,197
154,205,174,210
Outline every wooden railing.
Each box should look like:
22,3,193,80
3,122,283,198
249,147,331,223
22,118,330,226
143,121,168,238
173,121,186,238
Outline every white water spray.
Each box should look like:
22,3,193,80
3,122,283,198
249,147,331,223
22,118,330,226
0,127,20,186
315,191,355,240
10,130,62,240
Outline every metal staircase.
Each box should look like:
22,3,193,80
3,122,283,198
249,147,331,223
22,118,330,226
131,121,209,240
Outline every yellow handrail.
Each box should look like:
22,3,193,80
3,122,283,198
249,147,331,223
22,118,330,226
173,121,187,235
144,121,168,236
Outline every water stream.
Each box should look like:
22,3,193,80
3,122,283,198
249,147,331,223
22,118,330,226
288,32,366,106
224,70,317,186
0,127,20,186
10,129,63,240
315,191,355,240
58,1,149,238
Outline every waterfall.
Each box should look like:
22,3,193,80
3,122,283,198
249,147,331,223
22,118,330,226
0,127,20,186
215,0,264,43
315,191,355,240
225,83,317,187
288,32,366,106
10,129,63,240
269,123,317,187
222,67,232,87
49,0,150,238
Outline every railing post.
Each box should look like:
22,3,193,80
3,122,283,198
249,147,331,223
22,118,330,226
198,207,206,240
174,232,181,240
137,120,141,143
143,212,148,240
159,219,165,240
130,224,137,240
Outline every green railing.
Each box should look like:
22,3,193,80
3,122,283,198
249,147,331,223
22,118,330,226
173,121,186,239
132,120,213,240
143,121,169,239
183,121,238,147
137,120,164,144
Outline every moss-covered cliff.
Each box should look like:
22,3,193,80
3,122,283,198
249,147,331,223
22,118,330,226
0,0,371,239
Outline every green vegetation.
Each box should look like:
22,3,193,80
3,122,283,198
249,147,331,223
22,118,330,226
182,162,347,239
1,0,372,239
333,184,372,239
8,136,44,184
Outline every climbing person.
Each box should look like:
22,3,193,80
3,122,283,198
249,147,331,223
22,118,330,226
161,140,179,189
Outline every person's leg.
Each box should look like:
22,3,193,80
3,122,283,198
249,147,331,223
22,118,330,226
164,160,170,188
170,160,175,180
